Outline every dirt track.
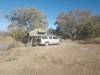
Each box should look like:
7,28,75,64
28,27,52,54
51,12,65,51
0,40,99,75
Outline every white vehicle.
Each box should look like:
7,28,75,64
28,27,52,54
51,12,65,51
37,35,62,46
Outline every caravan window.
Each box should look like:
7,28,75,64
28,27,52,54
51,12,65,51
49,37,52,39
53,37,57,39
42,36,47,39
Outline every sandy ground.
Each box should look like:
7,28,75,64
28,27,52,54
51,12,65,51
0,40,99,75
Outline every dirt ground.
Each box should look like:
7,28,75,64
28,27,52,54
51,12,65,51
0,40,99,75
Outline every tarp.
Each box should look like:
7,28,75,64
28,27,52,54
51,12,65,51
29,28,47,36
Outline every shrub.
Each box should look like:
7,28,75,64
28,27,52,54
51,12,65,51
76,23,94,40
10,30,29,46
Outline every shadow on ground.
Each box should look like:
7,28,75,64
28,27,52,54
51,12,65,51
78,40,100,44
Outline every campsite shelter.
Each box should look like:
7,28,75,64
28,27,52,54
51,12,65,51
29,28,47,36
28,28,48,45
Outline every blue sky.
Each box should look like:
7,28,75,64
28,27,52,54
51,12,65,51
0,0,100,31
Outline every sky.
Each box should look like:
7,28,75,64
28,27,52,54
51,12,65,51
0,0,100,31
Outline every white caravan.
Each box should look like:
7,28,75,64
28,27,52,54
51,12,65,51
36,35,62,46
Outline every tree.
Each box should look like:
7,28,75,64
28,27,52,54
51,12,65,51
92,16,100,37
76,22,94,39
6,8,48,45
55,12,77,39
48,28,56,35
55,10,94,40
6,8,48,31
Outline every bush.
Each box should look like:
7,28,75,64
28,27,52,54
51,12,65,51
76,23,94,40
10,30,29,46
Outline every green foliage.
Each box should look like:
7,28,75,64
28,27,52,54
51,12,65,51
6,8,48,32
93,26,100,37
6,7,48,45
76,23,94,39
55,10,100,40
10,30,29,44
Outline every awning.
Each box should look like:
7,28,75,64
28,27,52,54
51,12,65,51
29,28,47,36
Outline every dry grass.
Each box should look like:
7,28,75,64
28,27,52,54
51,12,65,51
0,36,15,46
0,36,24,50
0,40,99,75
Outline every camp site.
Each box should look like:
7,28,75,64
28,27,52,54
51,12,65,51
0,0,100,75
